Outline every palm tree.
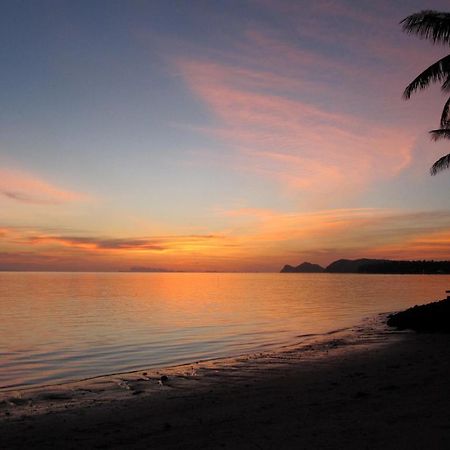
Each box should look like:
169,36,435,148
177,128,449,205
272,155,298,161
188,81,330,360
402,10,450,174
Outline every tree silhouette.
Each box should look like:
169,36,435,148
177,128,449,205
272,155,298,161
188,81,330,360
402,10,450,174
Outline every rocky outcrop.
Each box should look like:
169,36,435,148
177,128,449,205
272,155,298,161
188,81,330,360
387,298,450,332
280,262,324,273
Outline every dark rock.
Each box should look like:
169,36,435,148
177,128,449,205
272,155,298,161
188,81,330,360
387,298,450,332
280,262,324,273
280,264,296,273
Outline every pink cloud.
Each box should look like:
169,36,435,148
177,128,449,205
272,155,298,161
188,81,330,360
0,168,88,205
178,56,413,200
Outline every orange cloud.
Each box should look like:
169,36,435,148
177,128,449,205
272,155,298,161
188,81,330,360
2,208,450,271
0,227,238,271
214,207,450,267
0,169,88,205
2,228,229,254
368,228,450,261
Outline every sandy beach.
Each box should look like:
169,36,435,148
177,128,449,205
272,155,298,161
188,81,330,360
1,315,450,449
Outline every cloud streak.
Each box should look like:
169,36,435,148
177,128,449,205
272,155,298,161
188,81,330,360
215,207,450,267
1,228,228,253
3,208,450,271
0,169,88,205
177,44,414,200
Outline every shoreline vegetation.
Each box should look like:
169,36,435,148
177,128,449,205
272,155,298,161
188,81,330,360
281,258,450,274
2,301,450,449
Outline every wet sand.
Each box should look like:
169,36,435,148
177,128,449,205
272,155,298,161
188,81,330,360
1,315,450,449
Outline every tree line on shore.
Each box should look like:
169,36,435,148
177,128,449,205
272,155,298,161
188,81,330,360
281,259,450,274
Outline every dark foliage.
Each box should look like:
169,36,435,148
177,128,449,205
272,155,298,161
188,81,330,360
402,55,450,99
325,258,388,273
430,153,450,174
359,260,450,274
402,10,450,174
401,10,450,44
429,128,450,140
281,259,450,274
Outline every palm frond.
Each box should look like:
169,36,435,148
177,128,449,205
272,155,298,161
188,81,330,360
442,75,450,92
401,10,450,45
430,128,450,141
440,96,450,127
403,55,450,99
430,153,450,175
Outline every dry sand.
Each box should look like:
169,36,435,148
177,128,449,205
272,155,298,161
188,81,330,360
1,314,450,449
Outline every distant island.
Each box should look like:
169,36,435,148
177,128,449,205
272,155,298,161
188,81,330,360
281,262,324,273
280,258,450,274
127,266,173,273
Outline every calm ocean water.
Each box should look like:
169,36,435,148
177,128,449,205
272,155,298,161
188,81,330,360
1,272,448,390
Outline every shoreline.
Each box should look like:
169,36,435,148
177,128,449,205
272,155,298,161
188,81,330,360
2,314,450,448
0,312,389,397
0,313,394,411
0,323,358,395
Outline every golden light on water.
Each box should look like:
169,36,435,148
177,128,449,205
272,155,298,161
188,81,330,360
1,272,448,390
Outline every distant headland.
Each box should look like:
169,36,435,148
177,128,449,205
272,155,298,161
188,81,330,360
126,267,172,272
280,259,450,274
281,262,325,273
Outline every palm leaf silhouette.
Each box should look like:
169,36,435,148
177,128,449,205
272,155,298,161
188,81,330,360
439,96,450,127
403,55,450,99
429,128,450,140
430,153,450,175
402,10,450,174
401,10,450,45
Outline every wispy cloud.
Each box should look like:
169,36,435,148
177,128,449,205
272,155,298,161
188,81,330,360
0,169,88,205
178,55,413,200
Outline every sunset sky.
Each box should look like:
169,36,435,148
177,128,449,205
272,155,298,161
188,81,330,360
2,0,450,272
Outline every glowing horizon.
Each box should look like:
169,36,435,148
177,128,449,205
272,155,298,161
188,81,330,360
2,0,450,272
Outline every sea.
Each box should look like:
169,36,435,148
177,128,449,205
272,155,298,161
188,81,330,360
1,272,448,390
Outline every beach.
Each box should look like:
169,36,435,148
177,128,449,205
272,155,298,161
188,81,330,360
1,315,450,449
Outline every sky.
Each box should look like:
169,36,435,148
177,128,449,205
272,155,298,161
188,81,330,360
2,0,450,272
